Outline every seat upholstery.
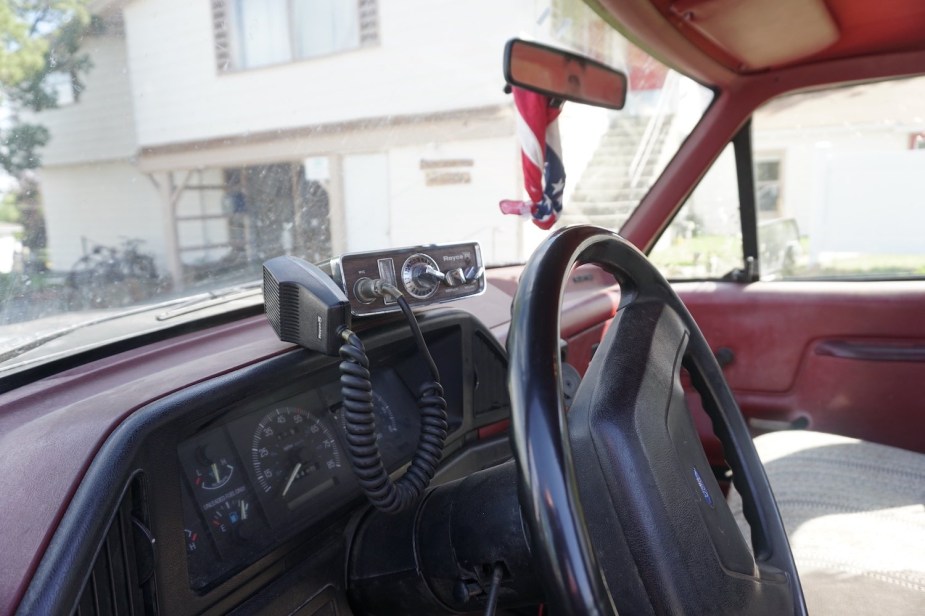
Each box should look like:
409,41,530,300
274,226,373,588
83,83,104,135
727,430,925,615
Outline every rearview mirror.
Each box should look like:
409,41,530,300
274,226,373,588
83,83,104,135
503,39,627,110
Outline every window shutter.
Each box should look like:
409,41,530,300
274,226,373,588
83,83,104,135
211,0,233,71
358,0,379,47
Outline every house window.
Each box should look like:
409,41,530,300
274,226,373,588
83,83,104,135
172,162,333,272
44,71,77,106
213,0,379,71
223,162,332,263
755,159,782,217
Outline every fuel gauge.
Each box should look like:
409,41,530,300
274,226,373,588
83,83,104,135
209,495,259,543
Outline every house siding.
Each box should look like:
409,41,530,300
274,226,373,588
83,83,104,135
754,124,920,246
122,0,535,147
32,34,138,166
41,162,166,272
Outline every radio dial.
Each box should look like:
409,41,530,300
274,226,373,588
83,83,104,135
401,253,442,299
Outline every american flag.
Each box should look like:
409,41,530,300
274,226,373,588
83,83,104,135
500,87,566,230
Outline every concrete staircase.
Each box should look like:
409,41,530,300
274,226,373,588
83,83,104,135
560,114,674,229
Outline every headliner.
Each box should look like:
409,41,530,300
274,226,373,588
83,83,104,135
595,0,925,84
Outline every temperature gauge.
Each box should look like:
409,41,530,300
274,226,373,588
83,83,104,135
180,433,241,499
184,528,202,555
193,457,234,490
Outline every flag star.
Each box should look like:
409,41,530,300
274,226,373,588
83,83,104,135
551,179,565,194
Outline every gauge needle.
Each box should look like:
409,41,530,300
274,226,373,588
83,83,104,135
281,462,302,498
239,499,248,521
211,463,220,483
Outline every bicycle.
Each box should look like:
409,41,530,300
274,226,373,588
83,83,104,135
66,237,163,309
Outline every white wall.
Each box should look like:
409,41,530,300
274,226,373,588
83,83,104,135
40,162,166,272
557,104,612,205
343,153,390,252
753,124,916,242
0,223,23,274
386,136,526,264
30,34,137,166
814,149,925,256
123,0,539,148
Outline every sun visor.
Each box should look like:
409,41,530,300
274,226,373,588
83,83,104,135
669,0,839,70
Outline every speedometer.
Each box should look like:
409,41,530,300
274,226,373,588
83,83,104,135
250,407,342,509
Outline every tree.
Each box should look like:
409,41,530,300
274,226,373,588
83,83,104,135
0,0,91,257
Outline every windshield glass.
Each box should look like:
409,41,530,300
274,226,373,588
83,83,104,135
0,0,711,364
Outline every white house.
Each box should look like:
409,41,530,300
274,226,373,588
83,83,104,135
35,0,643,289
752,78,925,262
652,74,925,278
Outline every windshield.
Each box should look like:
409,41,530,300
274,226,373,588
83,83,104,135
0,0,711,364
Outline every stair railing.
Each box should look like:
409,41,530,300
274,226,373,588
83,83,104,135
627,71,679,189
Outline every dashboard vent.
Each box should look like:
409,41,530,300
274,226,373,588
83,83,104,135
73,475,157,616
473,332,510,416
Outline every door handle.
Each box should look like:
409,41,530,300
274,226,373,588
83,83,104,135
815,340,925,362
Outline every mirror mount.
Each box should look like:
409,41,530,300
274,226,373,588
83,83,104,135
503,39,628,110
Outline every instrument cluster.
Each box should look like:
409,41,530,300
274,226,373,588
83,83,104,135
178,368,421,590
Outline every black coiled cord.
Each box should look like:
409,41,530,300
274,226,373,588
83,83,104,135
339,293,448,514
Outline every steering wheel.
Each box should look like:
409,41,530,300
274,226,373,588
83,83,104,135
507,226,806,615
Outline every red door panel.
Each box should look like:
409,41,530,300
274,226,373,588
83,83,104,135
675,280,925,454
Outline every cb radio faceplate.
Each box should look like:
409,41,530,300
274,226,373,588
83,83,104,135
320,242,485,317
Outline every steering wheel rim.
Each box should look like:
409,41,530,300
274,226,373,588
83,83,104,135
507,225,806,615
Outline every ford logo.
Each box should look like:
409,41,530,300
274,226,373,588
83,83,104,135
692,467,714,508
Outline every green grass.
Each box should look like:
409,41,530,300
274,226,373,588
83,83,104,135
789,254,925,279
650,235,925,280
650,235,743,278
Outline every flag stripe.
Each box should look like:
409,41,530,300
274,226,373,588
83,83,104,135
515,113,544,169
500,87,566,229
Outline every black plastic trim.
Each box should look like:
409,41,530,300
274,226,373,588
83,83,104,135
733,119,760,282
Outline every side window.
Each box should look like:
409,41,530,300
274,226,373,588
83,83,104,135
754,77,925,279
650,144,742,279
